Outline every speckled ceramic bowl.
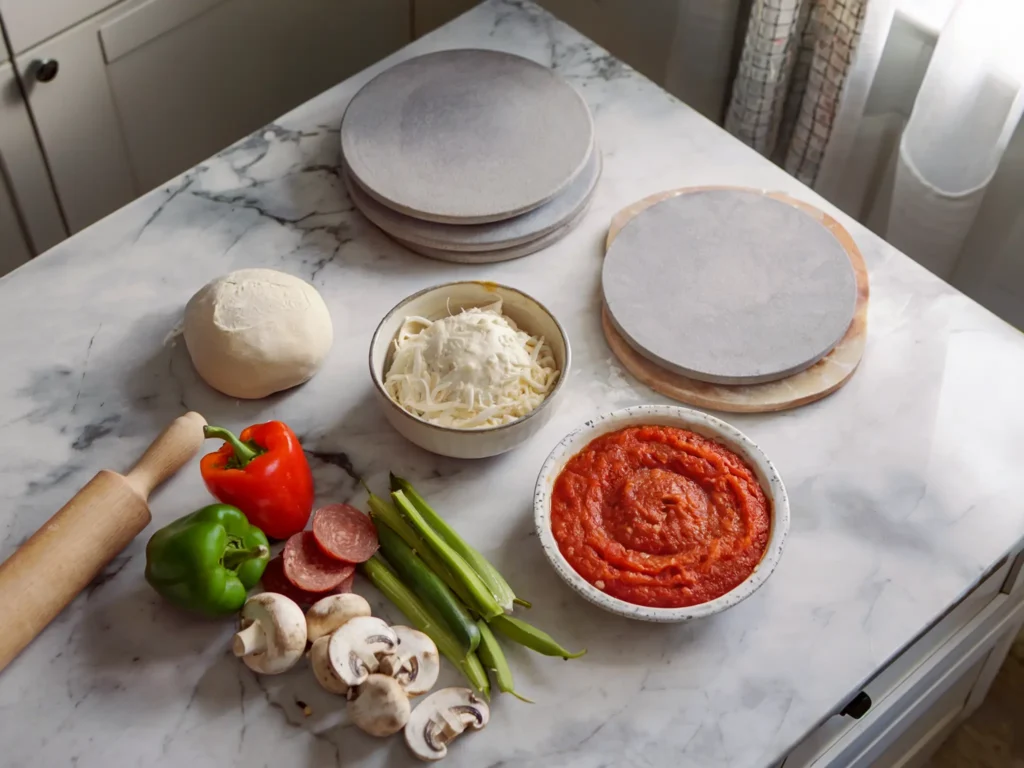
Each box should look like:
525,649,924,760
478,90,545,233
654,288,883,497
369,281,570,459
534,405,789,622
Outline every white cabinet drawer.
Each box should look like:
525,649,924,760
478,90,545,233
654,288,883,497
873,652,988,768
785,554,1014,766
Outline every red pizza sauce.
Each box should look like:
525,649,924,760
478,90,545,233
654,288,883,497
550,425,771,608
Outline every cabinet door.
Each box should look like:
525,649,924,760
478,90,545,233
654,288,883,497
0,0,122,54
0,60,67,266
0,171,33,275
98,0,410,191
16,21,138,234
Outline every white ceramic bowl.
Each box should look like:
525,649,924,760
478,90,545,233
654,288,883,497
369,281,571,459
534,405,789,622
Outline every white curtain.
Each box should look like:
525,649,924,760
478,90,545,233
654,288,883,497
812,0,1024,329
885,0,1024,279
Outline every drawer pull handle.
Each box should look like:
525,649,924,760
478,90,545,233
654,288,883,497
840,691,872,719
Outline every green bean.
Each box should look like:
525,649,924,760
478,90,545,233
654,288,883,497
463,650,490,701
391,474,520,613
476,620,533,703
392,490,502,619
376,523,481,653
359,555,490,695
489,614,586,660
367,494,475,607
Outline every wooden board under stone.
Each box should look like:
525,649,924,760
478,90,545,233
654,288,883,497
602,188,869,413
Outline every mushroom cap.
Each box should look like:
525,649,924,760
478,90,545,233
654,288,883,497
306,593,372,643
379,626,440,697
234,593,307,675
328,616,397,687
310,635,349,695
405,687,490,761
348,674,411,737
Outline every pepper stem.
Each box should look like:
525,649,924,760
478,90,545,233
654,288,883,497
204,425,261,467
223,544,269,570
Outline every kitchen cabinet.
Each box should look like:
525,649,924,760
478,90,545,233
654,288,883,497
99,0,409,194
0,60,66,272
16,17,138,235
783,551,1024,767
0,0,121,54
0,0,409,260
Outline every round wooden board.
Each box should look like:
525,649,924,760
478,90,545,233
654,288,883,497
602,187,869,413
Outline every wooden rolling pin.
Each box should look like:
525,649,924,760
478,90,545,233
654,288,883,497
0,411,207,673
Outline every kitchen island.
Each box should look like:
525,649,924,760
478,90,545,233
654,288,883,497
2,2,1024,766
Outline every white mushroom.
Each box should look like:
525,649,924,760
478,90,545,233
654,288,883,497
306,593,372,643
310,635,349,695
405,687,490,762
232,593,307,674
378,626,440,697
347,674,411,737
327,616,397,688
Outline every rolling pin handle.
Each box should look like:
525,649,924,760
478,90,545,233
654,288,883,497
124,411,208,499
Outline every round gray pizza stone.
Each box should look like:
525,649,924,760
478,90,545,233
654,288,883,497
602,189,857,385
343,146,601,252
391,199,591,264
341,49,594,224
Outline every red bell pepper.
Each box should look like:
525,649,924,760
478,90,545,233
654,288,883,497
200,421,314,540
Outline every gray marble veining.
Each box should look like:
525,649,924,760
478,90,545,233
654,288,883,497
2,2,1024,767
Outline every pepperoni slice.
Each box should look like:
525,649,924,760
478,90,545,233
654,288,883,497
312,504,379,564
259,556,332,608
335,571,356,594
283,531,354,593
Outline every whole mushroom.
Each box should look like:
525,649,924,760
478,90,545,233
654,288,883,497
405,688,490,762
348,674,411,737
378,626,440,697
306,593,372,643
327,616,397,688
232,593,307,674
310,635,349,695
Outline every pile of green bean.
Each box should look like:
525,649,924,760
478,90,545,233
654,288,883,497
358,474,584,700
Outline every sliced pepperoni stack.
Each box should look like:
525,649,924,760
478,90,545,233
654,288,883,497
260,504,378,607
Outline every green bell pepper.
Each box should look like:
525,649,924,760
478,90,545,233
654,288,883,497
145,503,270,617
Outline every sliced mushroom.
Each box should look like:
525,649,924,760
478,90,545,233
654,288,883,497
232,593,307,674
378,626,440,697
405,687,490,762
310,635,349,695
347,674,411,737
306,593,372,643
327,616,397,688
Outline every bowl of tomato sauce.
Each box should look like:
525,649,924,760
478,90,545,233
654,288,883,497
534,405,789,622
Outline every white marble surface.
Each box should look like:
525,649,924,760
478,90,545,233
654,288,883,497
2,2,1024,766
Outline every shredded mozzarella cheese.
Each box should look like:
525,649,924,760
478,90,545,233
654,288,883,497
384,300,560,429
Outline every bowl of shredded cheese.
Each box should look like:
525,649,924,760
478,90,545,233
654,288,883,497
369,281,571,458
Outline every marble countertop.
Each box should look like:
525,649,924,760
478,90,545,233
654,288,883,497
2,1,1024,766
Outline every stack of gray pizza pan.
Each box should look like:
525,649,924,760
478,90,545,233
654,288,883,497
601,189,858,386
340,48,599,264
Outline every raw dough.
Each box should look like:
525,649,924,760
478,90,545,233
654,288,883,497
184,269,333,399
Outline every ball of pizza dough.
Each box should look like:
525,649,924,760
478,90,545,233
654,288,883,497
184,269,333,399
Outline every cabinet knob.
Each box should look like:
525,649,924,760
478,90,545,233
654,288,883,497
34,59,59,83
